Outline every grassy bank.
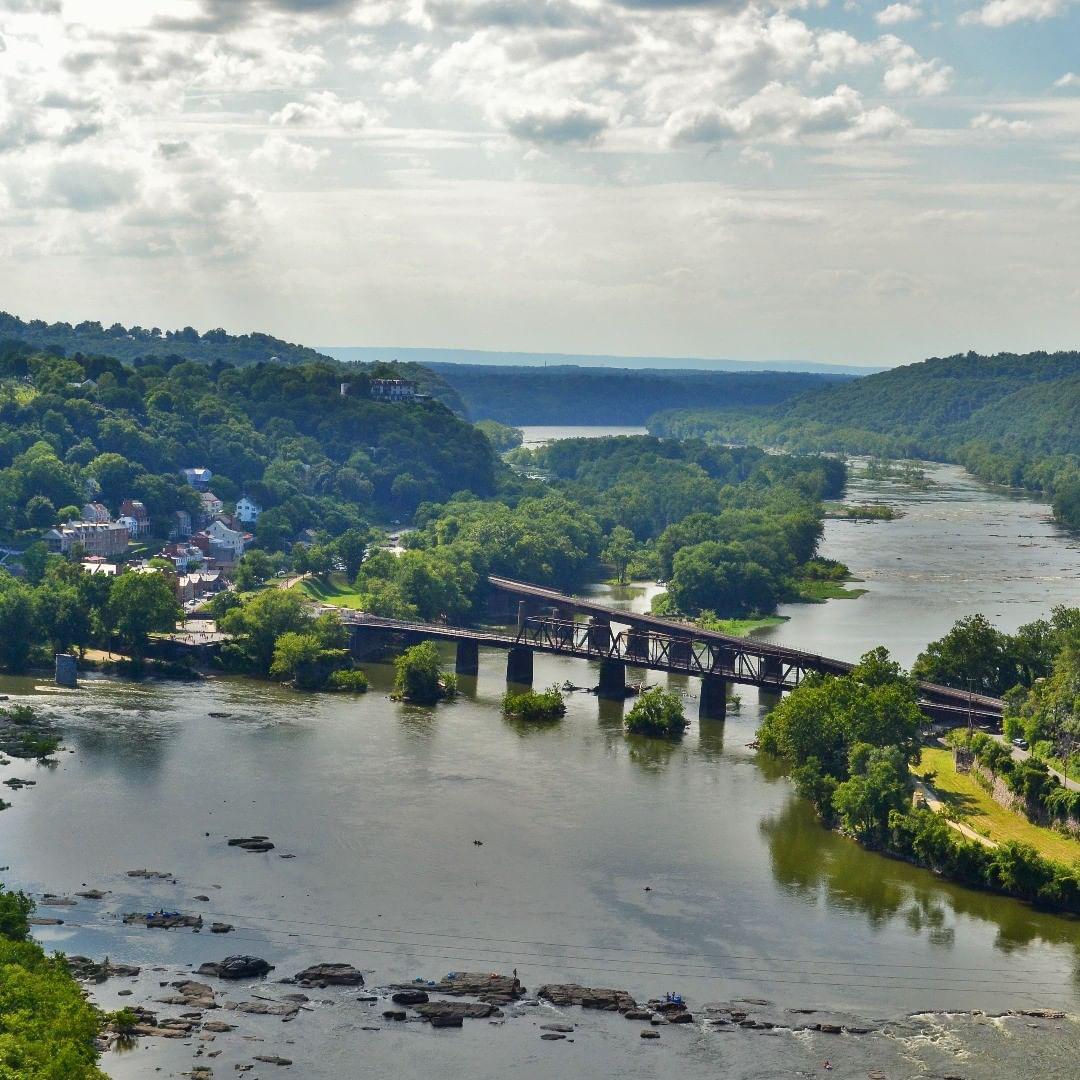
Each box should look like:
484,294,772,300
699,614,788,637
915,747,1080,864
292,574,366,609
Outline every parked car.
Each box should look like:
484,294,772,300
1012,737,1029,750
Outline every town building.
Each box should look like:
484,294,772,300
198,491,224,523
46,520,130,558
80,557,120,576
158,542,208,573
81,502,110,524
168,510,193,541
191,519,247,567
180,467,213,490
119,499,151,536
235,494,262,524
370,378,418,403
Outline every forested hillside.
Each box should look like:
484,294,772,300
0,344,496,545
429,363,848,425
650,351,1080,529
0,313,466,412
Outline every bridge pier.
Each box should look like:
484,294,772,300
587,616,612,653
455,639,479,677
626,630,650,663
669,637,692,668
597,659,626,700
699,676,727,721
506,645,534,685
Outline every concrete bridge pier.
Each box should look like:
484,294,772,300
455,639,479,677
699,675,727,721
506,645,534,685
597,659,626,700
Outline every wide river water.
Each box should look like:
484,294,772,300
3,436,1080,1079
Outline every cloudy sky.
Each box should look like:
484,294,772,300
0,0,1078,366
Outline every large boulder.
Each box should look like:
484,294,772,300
197,956,274,980
536,984,637,1012
294,963,365,986
391,989,429,1005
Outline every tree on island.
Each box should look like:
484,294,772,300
502,685,566,723
393,641,457,704
603,526,637,585
625,687,688,740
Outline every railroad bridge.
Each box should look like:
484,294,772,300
331,576,1004,725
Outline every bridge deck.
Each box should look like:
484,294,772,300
486,576,1003,716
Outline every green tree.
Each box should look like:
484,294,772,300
25,494,57,529
603,526,637,585
913,614,1016,696
269,630,348,690
0,576,37,672
625,687,688,740
393,641,456,704
104,572,181,657
35,583,91,654
219,589,312,674
333,527,368,581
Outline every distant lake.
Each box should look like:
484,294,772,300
518,424,648,447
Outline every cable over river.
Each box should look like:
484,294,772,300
1,457,1079,1079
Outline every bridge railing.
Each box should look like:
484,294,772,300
515,617,807,688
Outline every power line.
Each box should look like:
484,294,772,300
60,918,1076,1000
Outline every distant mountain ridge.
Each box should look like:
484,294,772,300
0,312,332,367
414,362,851,425
322,345,880,377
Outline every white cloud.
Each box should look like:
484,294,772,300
959,0,1068,27
970,111,1033,134
251,134,329,171
876,3,923,24
665,82,909,146
496,100,612,145
1054,73,1080,89
270,91,372,132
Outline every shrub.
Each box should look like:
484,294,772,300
502,686,566,723
393,641,457,704
625,687,687,740
328,669,369,693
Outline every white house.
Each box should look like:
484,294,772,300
235,494,262,524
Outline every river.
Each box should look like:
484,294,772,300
2,447,1080,1079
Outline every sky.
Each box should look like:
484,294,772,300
0,0,1078,369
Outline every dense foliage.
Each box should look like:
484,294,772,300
0,562,179,671
430,363,848,425
502,686,566,722
758,647,1080,912
393,642,457,704
0,344,496,543
0,883,107,1079
913,607,1080,699
474,420,523,453
649,351,1080,529
625,687,688,740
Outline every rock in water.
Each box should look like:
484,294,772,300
197,956,274,980
391,989,429,1005
294,963,365,986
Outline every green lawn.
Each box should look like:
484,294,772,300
916,747,1080,864
292,574,367,609
701,614,789,637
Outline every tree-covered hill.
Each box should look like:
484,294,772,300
649,351,1080,529
428,362,850,425
0,312,467,413
0,344,496,545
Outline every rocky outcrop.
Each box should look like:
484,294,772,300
228,836,275,853
67,956,140,981
294,963,364,987
415,1001,498,1022
391,989,429,1005
536,984,637,1012
197,956,274,979
125,911,203,929
429,972,523,1004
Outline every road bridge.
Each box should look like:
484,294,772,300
333,584,1004,725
